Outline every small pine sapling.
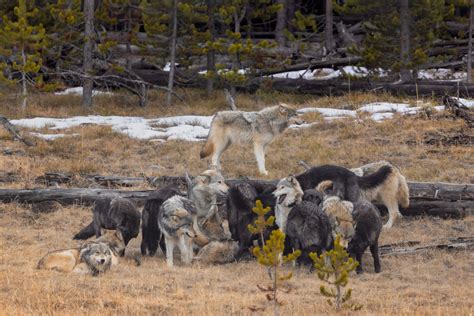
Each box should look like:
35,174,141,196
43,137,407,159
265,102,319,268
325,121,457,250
310,235,362,311
252,229,300,316
247,199,274,247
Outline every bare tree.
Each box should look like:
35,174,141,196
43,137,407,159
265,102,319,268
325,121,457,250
399,0,412,82
275,0,287,46
206,0,216,95
468,0,473,83
82,0,94,108
325,0,335,53
166,0,178,106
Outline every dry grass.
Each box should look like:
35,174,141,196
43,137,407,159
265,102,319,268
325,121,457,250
0,91,473,314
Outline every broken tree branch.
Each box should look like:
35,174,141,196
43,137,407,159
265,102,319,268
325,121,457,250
379,237,474,256
0,116,34,147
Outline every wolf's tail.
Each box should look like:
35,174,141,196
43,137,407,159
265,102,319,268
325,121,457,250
397,173,410,208
73,221,95,240
200,137,214,159
357,165,392,190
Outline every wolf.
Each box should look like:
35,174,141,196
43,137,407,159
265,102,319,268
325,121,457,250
194,240,239,264
226,180,278,258
294,163,406,229
200,104,301,175
350,160,410,229
73,196,140,246
95,229,126,265
37,242,113,276
141,186,182,256
317,180,383,273
158,195,198,267
284,189,333,267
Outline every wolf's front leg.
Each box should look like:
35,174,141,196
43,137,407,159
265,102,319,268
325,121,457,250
165,237,175,267
253,142,268,175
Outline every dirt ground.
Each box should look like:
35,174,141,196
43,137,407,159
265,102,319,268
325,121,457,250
0,92,473,314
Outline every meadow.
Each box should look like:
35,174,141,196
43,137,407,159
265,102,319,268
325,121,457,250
0,90,472,314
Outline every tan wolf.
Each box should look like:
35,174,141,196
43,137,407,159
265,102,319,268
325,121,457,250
200,104,301,175
37,242,113,276
350,161,410,229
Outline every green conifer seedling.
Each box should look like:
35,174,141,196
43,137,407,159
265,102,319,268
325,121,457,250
310,235,362,311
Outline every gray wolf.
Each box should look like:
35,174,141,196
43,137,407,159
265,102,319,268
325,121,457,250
95,230,126,265
158,195,197,267
226,180,279,258
350,160,409,229
200,104,300,175
272,175,304,233
317,180,382,273
284,189,333,267
73,196,140,246
194,240,239,264
141,186,182,256
37,242,113,276
348,200,383,273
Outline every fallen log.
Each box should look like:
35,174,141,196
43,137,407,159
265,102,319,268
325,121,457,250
443,95,474,128
379,237,474,256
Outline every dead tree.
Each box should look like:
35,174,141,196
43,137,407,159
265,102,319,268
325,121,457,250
399,0,412,82
82,0,94,108
166,0,178,106
0,116,34,146
443,95,474,128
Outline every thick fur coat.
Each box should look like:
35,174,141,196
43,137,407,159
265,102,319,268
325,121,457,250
200,104,299,175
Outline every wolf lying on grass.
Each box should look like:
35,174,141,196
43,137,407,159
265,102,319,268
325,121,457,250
37,242,113,276
38,230,126,276
200,104,302,175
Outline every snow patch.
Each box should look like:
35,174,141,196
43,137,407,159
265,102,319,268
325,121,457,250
54,87,114,96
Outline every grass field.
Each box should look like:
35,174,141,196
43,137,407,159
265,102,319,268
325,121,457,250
0,91,473,314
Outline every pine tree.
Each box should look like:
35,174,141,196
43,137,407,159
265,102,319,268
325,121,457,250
252,229,300,316
335,0,453,78
0,0,45,109
309,235,362,311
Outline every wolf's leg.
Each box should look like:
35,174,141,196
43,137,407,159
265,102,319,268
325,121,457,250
178,235,193,265
93,212,102,238
253,142,268,175
165,237,175,267
370,242,381,273
383,197,400,230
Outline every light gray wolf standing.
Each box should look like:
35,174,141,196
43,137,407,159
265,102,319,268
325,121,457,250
37,242,113,276
200,104,300,175
158,195,197,267
350,160,410,229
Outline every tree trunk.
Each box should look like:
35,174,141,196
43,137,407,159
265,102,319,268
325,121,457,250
82,0,94,108
468,0,473,83
206,0,216,95
325,0,335,53
166,0,178,106
275,0,287,46
399,0,412,82
20,46,27,110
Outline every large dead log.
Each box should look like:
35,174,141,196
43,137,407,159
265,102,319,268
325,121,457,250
379,237,474,256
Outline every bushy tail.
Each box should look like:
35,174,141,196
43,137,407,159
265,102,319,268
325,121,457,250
397,174,410,208
200,137,214,159
356,165,392,190
73,221,95,240
200,121,216,159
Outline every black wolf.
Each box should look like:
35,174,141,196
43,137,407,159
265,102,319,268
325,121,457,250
73,197,140,247
141,186,182,256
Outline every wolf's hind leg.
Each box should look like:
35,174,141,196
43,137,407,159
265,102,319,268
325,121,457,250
383,197,401,230
211,139,229,170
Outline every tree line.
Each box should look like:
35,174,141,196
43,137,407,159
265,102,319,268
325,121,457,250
0,0,473,108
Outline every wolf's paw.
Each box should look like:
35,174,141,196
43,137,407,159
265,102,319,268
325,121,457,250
259,170,269,176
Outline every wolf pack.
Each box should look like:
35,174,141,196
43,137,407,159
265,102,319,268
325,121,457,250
37,104,410,277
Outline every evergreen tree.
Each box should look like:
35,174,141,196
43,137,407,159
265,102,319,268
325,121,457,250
335,0,454,78
0,0,45,109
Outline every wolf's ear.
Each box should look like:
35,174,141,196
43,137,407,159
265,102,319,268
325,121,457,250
279,104,288,114
115,230,124,242
287,174,297,184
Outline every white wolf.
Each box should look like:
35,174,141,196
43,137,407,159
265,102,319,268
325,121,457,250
200,104,301,175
